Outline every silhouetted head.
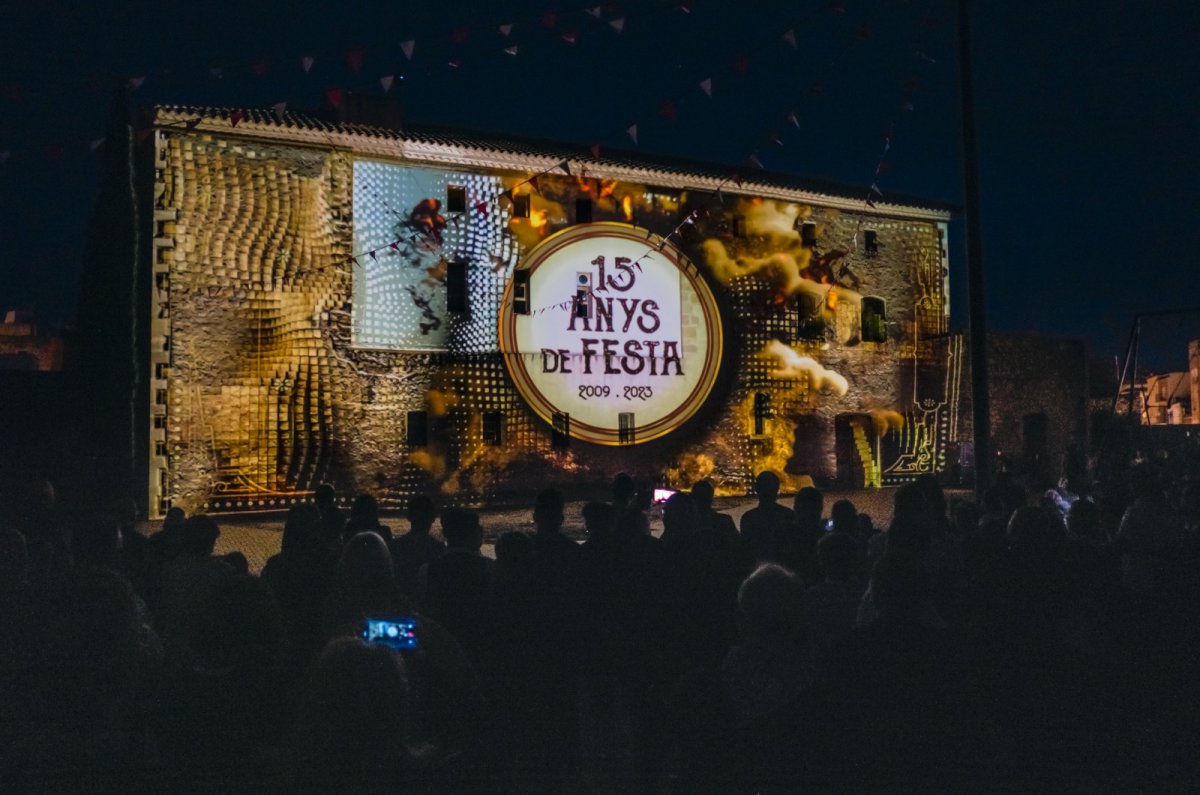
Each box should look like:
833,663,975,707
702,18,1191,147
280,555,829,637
406,495,436,534
887,483,934,554
913,473,947,519
440,507,483,551
1007,505,1067,572
1066,499,1101,540
690,479,716,511
178,514,220,557
793,486,824,523
281,503,322,555
293,638,413,784
818,531,860,582
533,487,565,534
754,471,781,503
582,501,617,540
163,506,186,534
662,491,699,537
870,550,931,618
349,494,381,530
495,530,535,586
338,531,397,594
314,483,337,509
612,473,636,506
737,563,805,640
830,499,858,535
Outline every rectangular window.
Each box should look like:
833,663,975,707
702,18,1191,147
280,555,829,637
801,221,817,247
731,215,745,238
753,393,770,436
575,198,593,224
407,411,429,447
513,193,530,218
483,411,502,446
446,260,468,313
618,412,636,445
552,412,570,449
513,269,530,315
447,185,467,213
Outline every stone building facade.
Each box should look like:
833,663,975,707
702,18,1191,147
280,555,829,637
147,106,956,516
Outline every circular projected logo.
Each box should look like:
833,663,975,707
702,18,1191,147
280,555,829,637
499,223,723,445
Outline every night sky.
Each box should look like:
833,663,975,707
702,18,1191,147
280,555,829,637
1,1,1196,370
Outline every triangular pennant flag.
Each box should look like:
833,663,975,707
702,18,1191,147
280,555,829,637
500,188,514,204
474,201,488,215
626,124,638,144
732,173,744,187
679,1,693,12
136,128,153,144
747,153,764,169
326,88,344,108
184,117,202,129
368,250,377,260
865,197,877,209
380,75,395,92
782,29,797,48
271,101,287,118
499,23,513,36
89,138,105,151
659,102,677,122
301,56,315,73
128,76,145,90
504,45,518,56
562,29,578,44
229,110,243,128
916,49,937,63
448,58,462,70
209,67,223,78
401,40,415,60
699,77,712,97
586,6,601,17
787,110,800,128
768,132,783,147
527,176,540,193
870,183,883,197
589,144,601,159
346,49,364,72
389,241,400,250
609,17,625,32
875,161,890,176
350,256,358,266
558,160,571,175
901,100,914,112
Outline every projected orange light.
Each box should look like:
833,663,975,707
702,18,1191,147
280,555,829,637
622,195,634,221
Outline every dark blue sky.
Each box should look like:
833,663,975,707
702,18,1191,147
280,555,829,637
1,0,1196,369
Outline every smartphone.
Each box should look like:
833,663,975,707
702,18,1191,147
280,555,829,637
363,617,420,650
653,488,677,504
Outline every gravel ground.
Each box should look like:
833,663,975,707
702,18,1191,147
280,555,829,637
196,487,965,575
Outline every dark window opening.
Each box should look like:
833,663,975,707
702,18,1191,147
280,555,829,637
513,193,530,218
801,221,817,248
753,392,771,436
795,292,826,341
864,228,879,256
407,411,429,447
512,269,530,315
483,411,502,446
575,198,593,224
552,412,570,449
447,185,467,213
447,260,468,313
861,296,886,343
619,412,635,445
731,215,745,238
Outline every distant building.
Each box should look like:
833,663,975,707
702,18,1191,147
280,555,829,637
0,310,64,372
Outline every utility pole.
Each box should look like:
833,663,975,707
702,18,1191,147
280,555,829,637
958,0,991,500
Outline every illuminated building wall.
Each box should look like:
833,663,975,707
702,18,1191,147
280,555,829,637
148,106,956,516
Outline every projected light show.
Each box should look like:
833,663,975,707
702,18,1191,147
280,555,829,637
147,106,955,516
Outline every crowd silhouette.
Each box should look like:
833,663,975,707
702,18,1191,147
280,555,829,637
3,451,1200,792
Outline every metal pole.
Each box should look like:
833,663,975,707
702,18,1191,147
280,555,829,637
958,0,991,500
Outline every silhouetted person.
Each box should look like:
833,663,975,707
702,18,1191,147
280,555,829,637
612,472,649,536
343,493,392,542
419,507,493,663
262,504,338,666
740,471,795,570
806,530,866,661
158,514,236,658
390,494,445,598
313,482,346,545
326,531,413,641
790,486,825,583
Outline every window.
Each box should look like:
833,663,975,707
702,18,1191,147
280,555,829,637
513,193,530,219
796,292,826,341
446,185,467,213
753,392,771,436
731,215,745,238
861,296,886,343
483,411,502,446
512,269,531,315
552,412,570,449
575,198,593,224
864,228,879,257
407,411,428,447
446,260,468,313
619,412,635,445
800,221,817,248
